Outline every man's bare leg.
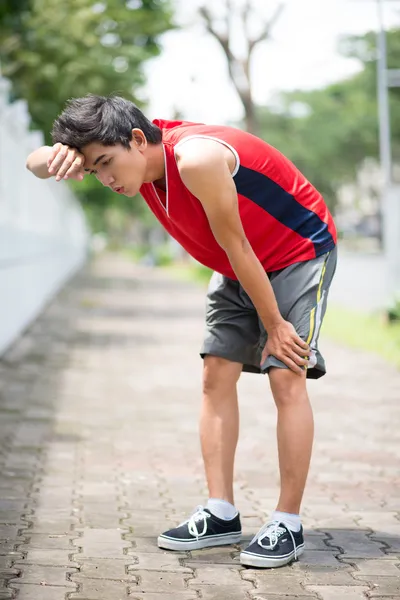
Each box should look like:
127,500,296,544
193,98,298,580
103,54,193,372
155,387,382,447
269,368,314,515
240,366,312,567
200,355,243,505
157,354,243,551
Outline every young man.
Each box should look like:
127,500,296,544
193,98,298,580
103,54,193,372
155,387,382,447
26,94,337,569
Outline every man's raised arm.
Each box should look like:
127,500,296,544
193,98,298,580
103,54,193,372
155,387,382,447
26,143,85,181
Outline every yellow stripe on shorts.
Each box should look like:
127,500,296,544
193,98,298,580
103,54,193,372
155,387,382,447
306,253,330,354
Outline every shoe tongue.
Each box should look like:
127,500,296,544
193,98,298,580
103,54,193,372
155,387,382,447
192,508,210,521
264,524,286,539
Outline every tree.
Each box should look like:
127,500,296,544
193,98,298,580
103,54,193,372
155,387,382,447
198,0,284,133
0,0,174,135
256,28,400,212
0,0,174,234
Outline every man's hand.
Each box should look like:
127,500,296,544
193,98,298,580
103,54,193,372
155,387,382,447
261,320,310,375
47,143,85,181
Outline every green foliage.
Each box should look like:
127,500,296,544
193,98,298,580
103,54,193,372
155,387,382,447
0,0,174,232
322,303,400,369
0,0,174,135
165,263,213,286
257,28,400,212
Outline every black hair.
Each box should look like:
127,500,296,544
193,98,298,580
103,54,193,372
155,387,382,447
51,94,162,150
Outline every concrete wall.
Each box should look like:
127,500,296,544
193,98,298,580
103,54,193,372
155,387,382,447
0,76,89,355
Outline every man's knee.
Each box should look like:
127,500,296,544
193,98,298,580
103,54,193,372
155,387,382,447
269,367,308,408
202,355,242,397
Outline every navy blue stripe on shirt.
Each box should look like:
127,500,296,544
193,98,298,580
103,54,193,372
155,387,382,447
234,165,334,255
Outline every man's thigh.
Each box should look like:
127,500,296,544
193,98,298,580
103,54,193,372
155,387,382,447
200,271,261,372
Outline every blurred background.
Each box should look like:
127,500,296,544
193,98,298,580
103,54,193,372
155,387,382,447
1,0,400,365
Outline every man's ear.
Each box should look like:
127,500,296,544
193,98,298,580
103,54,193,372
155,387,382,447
131,128,147,150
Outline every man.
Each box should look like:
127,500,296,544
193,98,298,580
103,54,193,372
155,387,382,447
26,94,337,569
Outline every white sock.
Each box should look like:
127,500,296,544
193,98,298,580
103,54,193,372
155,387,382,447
207,498,238,521
271,510,301,532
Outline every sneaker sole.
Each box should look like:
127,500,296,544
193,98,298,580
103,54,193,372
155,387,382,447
157,532,242,551
240,544,305,568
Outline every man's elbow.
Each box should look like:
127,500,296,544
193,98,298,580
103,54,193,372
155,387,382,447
217,233,250,256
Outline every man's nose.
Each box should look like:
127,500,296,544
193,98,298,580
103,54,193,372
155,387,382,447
97,172,115,188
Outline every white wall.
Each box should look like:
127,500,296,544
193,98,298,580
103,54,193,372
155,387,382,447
0,76,89,355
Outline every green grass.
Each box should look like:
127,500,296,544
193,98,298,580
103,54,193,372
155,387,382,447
164,263,400,369
164,263,213,286
322,304,400,368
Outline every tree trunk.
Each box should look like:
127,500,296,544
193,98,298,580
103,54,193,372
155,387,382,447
199,2,284,134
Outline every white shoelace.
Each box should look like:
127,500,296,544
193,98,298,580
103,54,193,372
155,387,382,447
250,520,298,559
179,505,211,540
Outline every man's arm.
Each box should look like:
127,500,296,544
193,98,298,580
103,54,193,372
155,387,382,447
176,138,310,374
26,143,85,181
26,146,54,179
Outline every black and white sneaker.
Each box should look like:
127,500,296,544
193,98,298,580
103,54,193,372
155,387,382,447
240,520,305,568
157,505,242,551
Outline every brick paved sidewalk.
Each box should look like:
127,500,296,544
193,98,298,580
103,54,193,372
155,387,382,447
1,253,399,600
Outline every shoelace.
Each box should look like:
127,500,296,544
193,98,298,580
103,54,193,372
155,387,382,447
179,505,210,540
250,520,298,560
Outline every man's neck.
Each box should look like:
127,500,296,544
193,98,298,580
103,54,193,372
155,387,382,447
145,142,165,183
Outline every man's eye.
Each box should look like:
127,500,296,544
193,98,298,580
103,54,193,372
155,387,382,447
102,158,112,166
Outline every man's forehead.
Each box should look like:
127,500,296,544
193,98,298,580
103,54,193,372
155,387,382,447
82,143,108,169
82,142,105,159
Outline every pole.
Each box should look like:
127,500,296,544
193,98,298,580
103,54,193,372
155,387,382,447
376,0,400,305
376,0,392,186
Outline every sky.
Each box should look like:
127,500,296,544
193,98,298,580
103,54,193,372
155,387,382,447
143,0,400,124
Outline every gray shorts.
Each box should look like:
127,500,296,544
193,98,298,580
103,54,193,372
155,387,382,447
200,247,337,379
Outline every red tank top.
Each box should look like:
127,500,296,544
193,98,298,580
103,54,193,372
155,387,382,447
139,120,337,279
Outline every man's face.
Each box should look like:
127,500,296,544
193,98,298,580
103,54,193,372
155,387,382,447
82,135,147,197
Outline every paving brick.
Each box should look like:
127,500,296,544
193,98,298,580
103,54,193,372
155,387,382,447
341,558,400,576
128,594,197,600
189,565,244,586
128,553,192,572
124,537,162,553
131,571,193,593
20,549,77,567
0,526,23,540
185,546,236,565
306,586,370,599
369,531,400,552
305,536,333,551
9,585,69,599
242,571,309,595
0,512,26,525
20,534,75,550
354,576,400,596
26,522,75,535
72,559,133,580
325,530,387,558
0,557,22,569
0,565,20,579
69,579,129,599
0,542,24,555
251,596,318,600
72,529,128,559
303,567,362,585
297,551,345,567
10,565,76,587
197,587,252,599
